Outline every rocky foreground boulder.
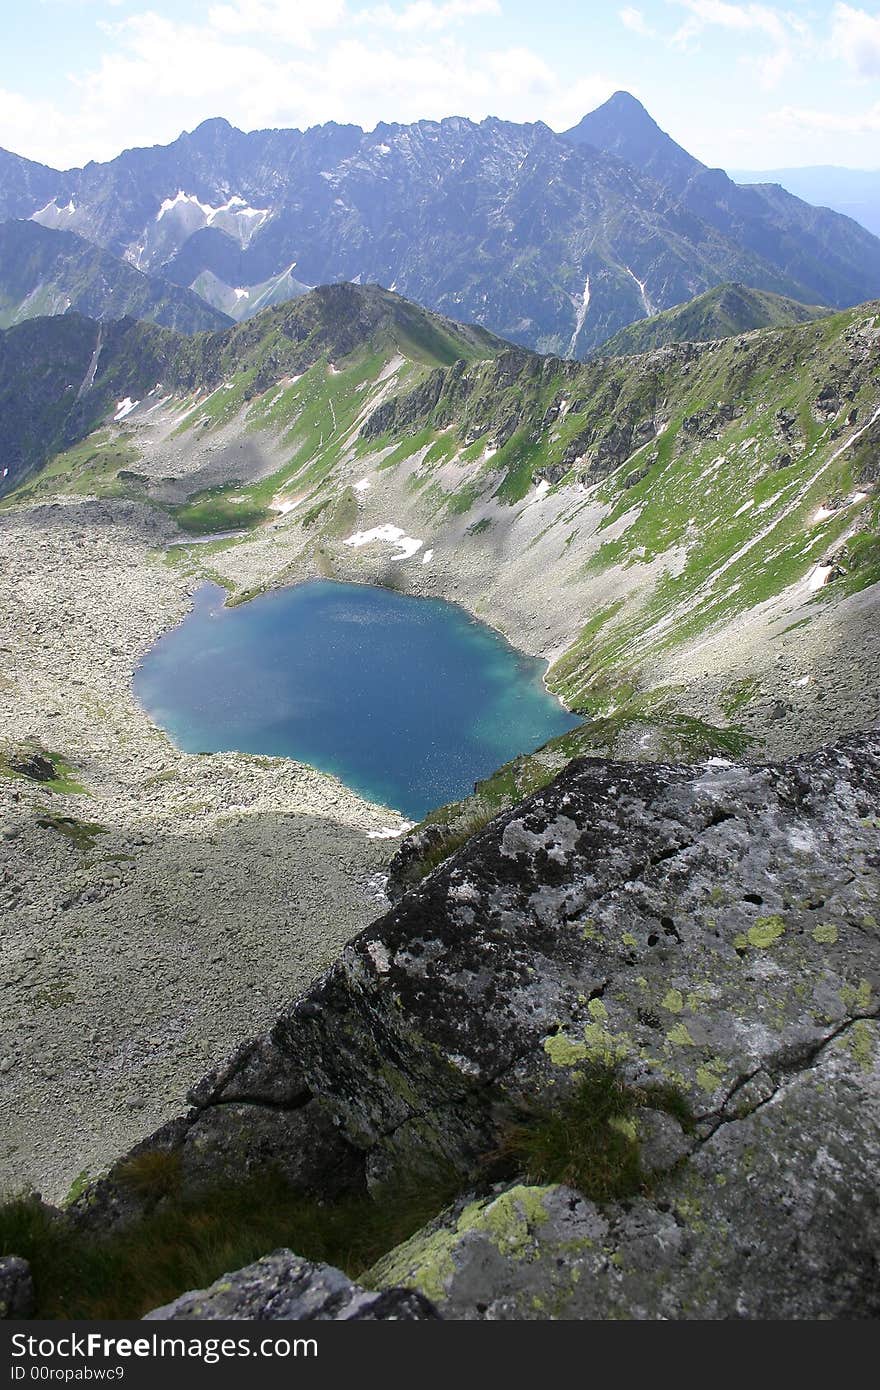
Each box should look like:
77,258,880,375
0,1257,34,1319
80,731,880,1318
145,1251,438,1321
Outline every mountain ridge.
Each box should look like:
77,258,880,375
596,282,833,355
0,282,509,496
0,220,232,333
2,96,879,355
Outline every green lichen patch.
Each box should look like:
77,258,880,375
365,1184,554,1305
735,915,787,950
666,1022,696,1047
846,1020,876,1072
543,1034,589,1067
812,923,839,945
661,989,685,1014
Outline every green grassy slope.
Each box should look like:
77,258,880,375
0,283,509,497
5,290,878,702
596,283,832,356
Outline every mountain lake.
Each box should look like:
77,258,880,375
134,579,580,820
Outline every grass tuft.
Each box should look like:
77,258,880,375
491,1064,692,1203
35,814,106,852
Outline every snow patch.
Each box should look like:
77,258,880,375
114,397,139,421
623,265,654,317
344,524,423,559
156,190,269,228
808,563,834,592
353,477,372,493
422,548,434,565
31,198,77,227
566,276,591,358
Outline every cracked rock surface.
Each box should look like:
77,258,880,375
83,729,880,1317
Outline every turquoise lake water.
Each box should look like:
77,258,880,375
134,580,580,819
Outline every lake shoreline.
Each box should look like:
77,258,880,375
135,576,579,822
0,497,407,1203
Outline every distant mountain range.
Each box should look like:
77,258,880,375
0,221,231,332
731,166,880,239
597,282,832,356
1,92,879,356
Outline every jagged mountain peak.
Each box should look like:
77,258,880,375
565,90,703,192
586,89,655,122
1,109,879,359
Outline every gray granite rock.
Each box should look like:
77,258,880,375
144,1250,438,1321
367,1023,880,1318
83,731,880,1317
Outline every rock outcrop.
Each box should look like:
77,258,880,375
77,730,880,1318
0,1257,34,1319
144,1251,438,1321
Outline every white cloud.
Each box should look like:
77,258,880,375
358,1,502,31
769,100,880,135
831,3,880,78
207,1,349,46
0,87,74,168
206,0,499,43
619,7,654,38
6,7,614,166
669,1,812,89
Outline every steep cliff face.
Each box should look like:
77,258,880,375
78,729,880,1319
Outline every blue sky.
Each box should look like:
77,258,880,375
2,1,879,170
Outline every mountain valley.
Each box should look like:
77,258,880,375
1,283,878,1221
0,76,879,1325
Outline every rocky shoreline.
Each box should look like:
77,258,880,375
0,497,407,1202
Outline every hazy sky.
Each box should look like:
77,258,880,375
3,1,879,170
